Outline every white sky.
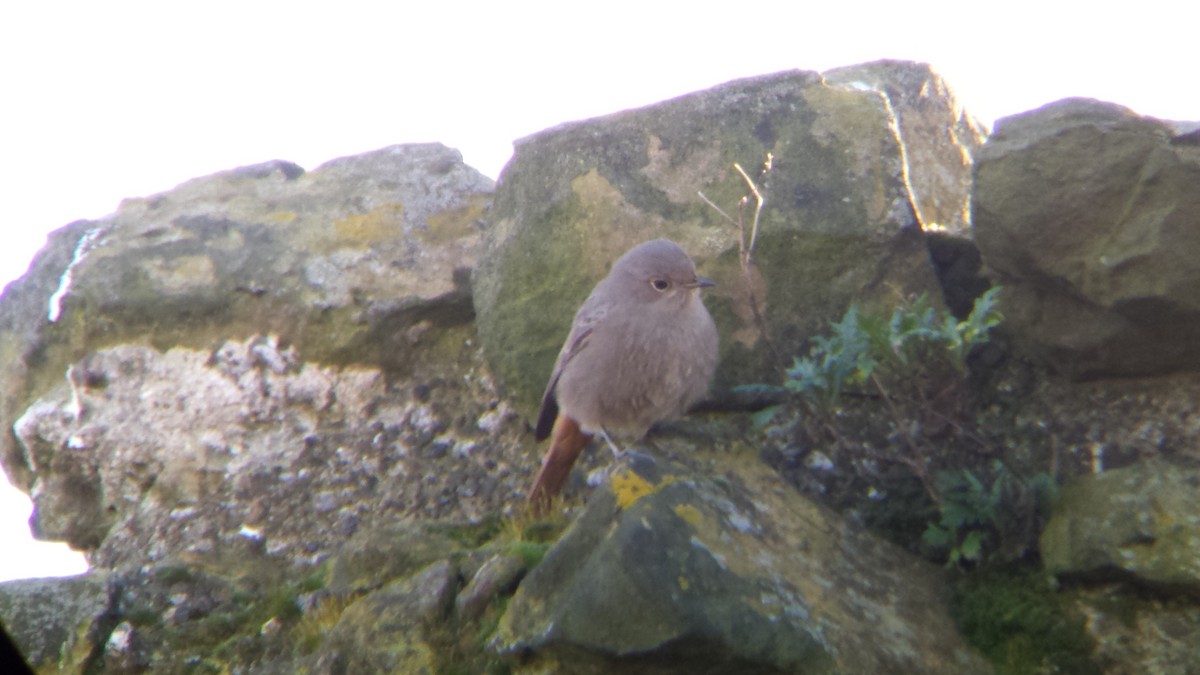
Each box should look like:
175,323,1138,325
0,1,1194,581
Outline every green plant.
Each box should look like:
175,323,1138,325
784,287,1003,413
924,462,1058,568
783,288,1002,497
922,461,1013,566
943,284,1004,369
784,304,874,410
763,287,1061,566
923,468,999,566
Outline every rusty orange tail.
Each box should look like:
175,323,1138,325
528,415,591,512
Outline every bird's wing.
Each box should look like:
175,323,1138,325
534,299,607,440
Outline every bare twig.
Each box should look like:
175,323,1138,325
734,162,765,258
697,191,735,224
700,153,778,364
734,159,776,362
871,372,942,506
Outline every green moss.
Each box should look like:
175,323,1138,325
476,195,595,416
512,518,566,545
475,595,509,644
434,510,565,572
294,592,363,655
951,566,1099,674
298,563,328,594
424,509,572,674
507,541,550,570
431,515,506,549
429,592,514,675
155,565,195,585
125,605,163,628
267,587,303,623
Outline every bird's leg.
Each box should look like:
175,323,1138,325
586,427,658,488
600,427,656,466
598,427,626,458
586,428,630,488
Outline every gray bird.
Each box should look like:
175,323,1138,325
529,239,719,509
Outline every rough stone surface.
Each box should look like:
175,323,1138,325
324,521,462,593
0,143,493,490
11,334,528,569
971,364,1200,484
0,574,110,671
456,552,528,621
973,98,1200,378
824,60,986,234
1073,585,1200,675
495,455,990,674
1041,461,1200,591
317,560,458,674
475,62,977,417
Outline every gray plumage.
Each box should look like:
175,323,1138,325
534,239,719,442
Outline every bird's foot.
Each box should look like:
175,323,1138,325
585,447,656,488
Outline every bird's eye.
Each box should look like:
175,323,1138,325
651,279,670,291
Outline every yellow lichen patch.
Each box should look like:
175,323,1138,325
265,210,298,224
567,170,670,278
610,470,673,510
43,620,96,672
673,503,705,528
334,203,406,245
142,255,216,294
678,576,690,591
421,195,488,245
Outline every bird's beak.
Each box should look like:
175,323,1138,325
690,277,716,289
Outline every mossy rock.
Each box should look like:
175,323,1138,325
476,66,959,418
0,144,492,490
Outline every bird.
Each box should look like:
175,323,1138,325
528,238,719,510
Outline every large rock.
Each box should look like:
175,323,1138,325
474,61,981,416
494,455,990,674
1041,461,1200,592
824,60,986,234
973,98,1200,378
0,143,512,671
12,334,524,569
0,143,493,490
1041,460,1200,672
